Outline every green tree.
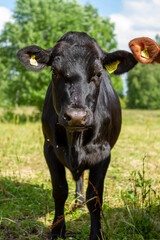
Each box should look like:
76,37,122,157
0,0,122,109
127,62,160,109
155,34,160,45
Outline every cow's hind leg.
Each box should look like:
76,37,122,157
75,172,84,206
86,155,110,240
44,142,68,240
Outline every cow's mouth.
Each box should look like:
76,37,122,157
65,126,91,132
57,122,92,131
56,123,94,151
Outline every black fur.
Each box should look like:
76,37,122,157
17,31,138,240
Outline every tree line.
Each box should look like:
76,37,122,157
0,0,160,110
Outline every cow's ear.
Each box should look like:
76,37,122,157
129,37,160,64
17,45,52,72
103,50,137,75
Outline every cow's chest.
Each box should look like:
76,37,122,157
54,135,111,180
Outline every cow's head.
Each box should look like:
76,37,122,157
17,31,137,131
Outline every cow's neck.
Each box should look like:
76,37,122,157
66,131,84,171
66,131,83,147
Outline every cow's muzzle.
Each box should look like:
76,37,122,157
59,108,92,131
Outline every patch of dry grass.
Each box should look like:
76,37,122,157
0,109,160,239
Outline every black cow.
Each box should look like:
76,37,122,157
17,31,138,240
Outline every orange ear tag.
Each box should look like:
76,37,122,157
141,48,150,59
105,60,120,74
30,55,38,66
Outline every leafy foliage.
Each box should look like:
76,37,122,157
127,62,160,109
155,34,160,45
0,0,122,109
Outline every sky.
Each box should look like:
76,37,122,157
0,0,160,51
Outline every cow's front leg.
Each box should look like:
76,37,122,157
86,155,110,240
44,142,68,240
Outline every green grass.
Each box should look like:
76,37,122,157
0,109,160,239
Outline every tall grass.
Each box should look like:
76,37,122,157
0,109,160,239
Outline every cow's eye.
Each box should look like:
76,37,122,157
89,71,102,86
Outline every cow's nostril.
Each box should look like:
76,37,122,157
64,114,72,122
82,116,86,122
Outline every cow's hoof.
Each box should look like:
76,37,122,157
49,233,65,240
49,225,65,240
49,220,65,240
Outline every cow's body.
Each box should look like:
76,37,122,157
42,74,121,180
42,77,121,239
17,31,141,240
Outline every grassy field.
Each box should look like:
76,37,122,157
0,110,160,240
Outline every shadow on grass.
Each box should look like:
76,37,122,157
0,177,90,240
102,202,160,240
0,177,160,240
0,177,53,240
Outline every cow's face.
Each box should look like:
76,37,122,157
17,31,138,131
50,41,104,130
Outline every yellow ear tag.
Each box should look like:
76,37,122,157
141,48,150,59
105,60,120,74
30,55,38,66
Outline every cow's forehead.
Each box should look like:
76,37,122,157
64,45,100,60
52,42,102,71
53,41,102,59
